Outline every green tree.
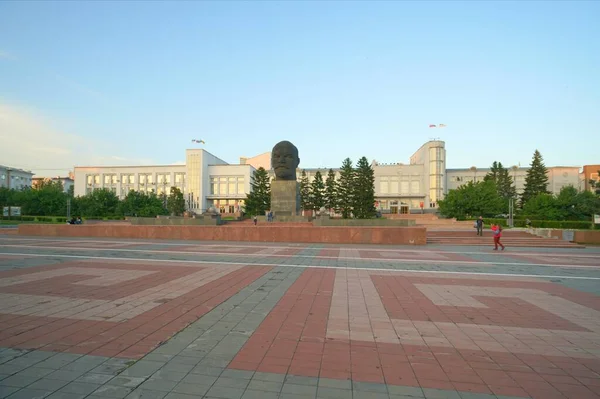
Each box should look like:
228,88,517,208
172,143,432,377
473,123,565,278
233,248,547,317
590,170,600,195
299,170,312,211
244,167,271,216
337,158,355,218
521,193,562,220
352,157,376,219
75,188,121,217
521,150,550,207
117,190,166,217
324,169,338,213
484,161,516,201
438,180,504,219
167,186,186,216
310,170,325,211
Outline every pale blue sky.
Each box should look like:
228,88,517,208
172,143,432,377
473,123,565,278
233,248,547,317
0,1,598,175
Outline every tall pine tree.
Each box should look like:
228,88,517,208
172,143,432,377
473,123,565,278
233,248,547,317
244,167,271,216
521,150,550,206
352,157,377,219
310,170,325,211
484,161,516,200
299,170,312,212
324,169,339,213
338,158,355,218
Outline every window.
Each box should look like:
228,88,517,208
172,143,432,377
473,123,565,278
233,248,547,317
210,177,217,195
228,177,236,195
400,181,409,194
121,174,134,184
390,177,399,194
380,177,389,194
175,173,185,184
411,181,420,194
157,173,170,184
237,177,245,195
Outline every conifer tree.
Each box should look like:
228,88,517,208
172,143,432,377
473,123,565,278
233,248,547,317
324,169,338,213
299,170,312,212
244,167,270,216
310,170,325,211
352,156,377,218
521,150,550,206
338,158,355,218
484,161,516,200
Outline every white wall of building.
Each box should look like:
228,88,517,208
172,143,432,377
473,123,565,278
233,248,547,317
0,165,34,190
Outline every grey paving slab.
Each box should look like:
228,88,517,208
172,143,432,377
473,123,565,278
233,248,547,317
106,376,146,388
27,378,70,392
5,388,53,399
147,370,186,383
204,385,246,399
46,393,88,399
45,369,87,382
123,388,168,399
0,385,20,397
457,393,497,399
318,378,352,390
387,386,424,397
219,369,254,380
119,361,163,378
422,388,460,398
90,384,134,398
75,373,115,385
281,383,318,396
137,379,178,392
241,389,280,399
286,375,319,386
317,386,353,398
1,373,43,388
246,379,283,392
163,393,197,399
188,364,224,377
353,381,388,393
352,391,390,399
58,382,102,396
171,382,212,396
35,354,83,370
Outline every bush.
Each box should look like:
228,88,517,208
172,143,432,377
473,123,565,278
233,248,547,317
35,216,53,222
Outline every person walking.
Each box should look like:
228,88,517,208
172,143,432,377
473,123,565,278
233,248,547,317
476,216,484,236
491,224,505,251
253,215,258,225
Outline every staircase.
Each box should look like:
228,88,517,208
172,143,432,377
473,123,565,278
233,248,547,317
427,229,583,248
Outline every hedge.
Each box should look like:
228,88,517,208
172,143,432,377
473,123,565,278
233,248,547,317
467,218,594,229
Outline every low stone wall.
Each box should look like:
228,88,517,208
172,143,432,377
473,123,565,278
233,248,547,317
128,216,222,226
574,230,600,244
313,217,415,227
17,224,427,245
530,228,600,244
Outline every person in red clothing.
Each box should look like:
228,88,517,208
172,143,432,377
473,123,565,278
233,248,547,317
491,224,505,251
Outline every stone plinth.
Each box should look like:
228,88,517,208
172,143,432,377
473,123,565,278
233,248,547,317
271,180,300,216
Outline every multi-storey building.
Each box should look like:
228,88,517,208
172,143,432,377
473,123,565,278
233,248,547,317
0,165,34,190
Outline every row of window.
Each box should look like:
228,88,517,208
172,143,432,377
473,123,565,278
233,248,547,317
379,180,420,194
86,173,186,186
209,177,246,196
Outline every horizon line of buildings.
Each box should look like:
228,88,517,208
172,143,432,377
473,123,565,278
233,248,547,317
2,141,599,215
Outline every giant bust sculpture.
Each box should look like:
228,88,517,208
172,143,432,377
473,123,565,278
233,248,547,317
271,140,300,180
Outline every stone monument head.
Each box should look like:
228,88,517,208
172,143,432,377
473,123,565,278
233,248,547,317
271,140,300,180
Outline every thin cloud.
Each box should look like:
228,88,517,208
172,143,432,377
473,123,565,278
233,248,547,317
0,50,17,61
0,102,154,176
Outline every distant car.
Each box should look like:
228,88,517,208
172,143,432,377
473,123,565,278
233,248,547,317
494,214,509,218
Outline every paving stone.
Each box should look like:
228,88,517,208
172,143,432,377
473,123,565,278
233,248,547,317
163,393,197,399
58,382,101,396
75,373,115,385
247,379,283,392
352,381,388,393
35,354,82,370
213,376,250,389
179,373,217,386
353,391,390,399
318,378,352,390
5,388,53,399
1,373,43,387
140,354,174,363
219,369,254,380
317,386,353,398
91,384,134,398
27,378,70,392
147,370,186,382
422,388,460,398
46,393,89,399
14,367,55,379
279,393,317,399
106,376,147,388
204,385,245,399
90,363,129,376
123,388,168,399
171,382,211,396
281,383,318,396
45,369,87,382
188,364,223,377
458,393,496,399
119,362,163,378
387,386,424,397
137,379,178,392
286,375,319,386
241,389,280,399
61,357,107,372
0,386,20,397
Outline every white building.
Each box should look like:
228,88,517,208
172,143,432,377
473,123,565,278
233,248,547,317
74,149,254,214
32,176,75,193
0,165,34,190
72,141,585,215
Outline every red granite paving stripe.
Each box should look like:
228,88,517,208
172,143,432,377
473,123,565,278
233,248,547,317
317,248,340,258
371,275,589,331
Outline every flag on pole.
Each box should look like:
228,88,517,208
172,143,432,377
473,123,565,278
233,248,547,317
438,124,447,128
429,124,437,128
192,139,206,144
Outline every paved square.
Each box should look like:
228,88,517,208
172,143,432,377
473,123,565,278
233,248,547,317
0,234,599,399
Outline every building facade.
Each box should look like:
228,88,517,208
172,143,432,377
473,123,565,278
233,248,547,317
582,165,600,193
0,165,34,190
32,176,75,193
72,142,590,215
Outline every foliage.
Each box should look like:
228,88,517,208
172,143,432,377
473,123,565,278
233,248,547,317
299,170,311,211
522,186,600,221
337,158,355,218
521,150,550,207
117,190,166,217
167,187,186,216
484,161,516,208
75,188,120,217
310,170,325,211
324,169,338,213
438,180,505,219
244,167,271,216
352,157,377,219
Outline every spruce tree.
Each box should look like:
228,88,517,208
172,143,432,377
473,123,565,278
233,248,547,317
521,150,550,206
352,156,377,219
244,167,271,216
310,170,325,211
338,158,355,218
324,169,338,213
484,161,516,200
299,170,312,212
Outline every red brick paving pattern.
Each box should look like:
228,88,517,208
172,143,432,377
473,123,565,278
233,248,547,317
0,260,271,359
230,268,600,399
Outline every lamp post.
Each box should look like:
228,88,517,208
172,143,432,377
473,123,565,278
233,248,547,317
6,168,11,219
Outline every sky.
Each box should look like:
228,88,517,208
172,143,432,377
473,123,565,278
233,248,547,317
1,1,599,176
